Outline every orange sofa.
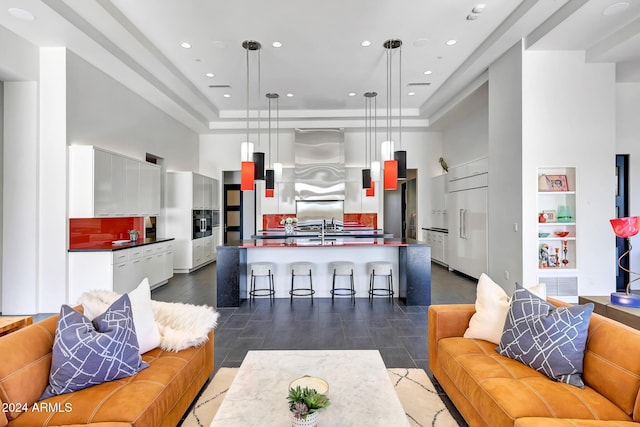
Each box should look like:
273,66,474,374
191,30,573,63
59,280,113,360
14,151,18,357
429,300,640,427
0,311,213,427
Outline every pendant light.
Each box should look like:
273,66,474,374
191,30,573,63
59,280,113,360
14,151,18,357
273,93,283,183
370,90,381,183
265,92,279,198
251,42,265,181
383,39,403,189
363,92,377,197
240,40,261,191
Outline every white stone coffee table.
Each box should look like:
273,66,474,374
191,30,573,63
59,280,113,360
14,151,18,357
210,350,410,426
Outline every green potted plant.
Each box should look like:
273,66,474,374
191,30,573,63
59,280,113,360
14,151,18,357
287,385,330,427
128,229,139,242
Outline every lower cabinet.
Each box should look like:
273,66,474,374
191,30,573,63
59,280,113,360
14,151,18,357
424,230,448,267
173,235,217,273
69,241,174,304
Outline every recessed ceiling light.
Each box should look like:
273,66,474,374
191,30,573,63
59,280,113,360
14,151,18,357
348,92,356,97
466,14,479,20
423,70,433,75
8,8,35,21
603,2,630,16
180,42,192,49
272,41,283,48
361,40,372,47
286,93,294,97
445,40,457,46
408,92,416,96
472,4,486,14
205,72,215,78
223,94,231,98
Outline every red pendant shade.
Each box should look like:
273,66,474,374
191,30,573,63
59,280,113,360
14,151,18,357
265,188,274,198
241,161,255,191
366,179,375,197
384,160,398,190
610,216,640,238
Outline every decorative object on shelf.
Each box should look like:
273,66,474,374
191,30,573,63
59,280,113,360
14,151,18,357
539,243,549,268
538,212,547,223
439,157,449,173
539,174,569,192
542,210,557,222
538,232,550,238
240,40,262,191
610,216,640,307
287,383,330,427
281,217,298,235
128,229,139,242
562,240,569,267
554,231,570,238
557,205,573,223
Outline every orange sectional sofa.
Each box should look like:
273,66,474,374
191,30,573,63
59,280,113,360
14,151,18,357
429,300,640,427
0,312,213,427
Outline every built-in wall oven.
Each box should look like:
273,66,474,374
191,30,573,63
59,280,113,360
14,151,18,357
193,210,213,239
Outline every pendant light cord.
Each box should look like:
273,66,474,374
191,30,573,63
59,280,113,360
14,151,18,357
267,96,272,168
257,48,261,150
399,44,402,150
245,46,250,161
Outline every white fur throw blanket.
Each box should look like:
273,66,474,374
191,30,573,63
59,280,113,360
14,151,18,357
77,290,219,352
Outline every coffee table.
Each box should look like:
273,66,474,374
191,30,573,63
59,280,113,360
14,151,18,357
210,350,410,426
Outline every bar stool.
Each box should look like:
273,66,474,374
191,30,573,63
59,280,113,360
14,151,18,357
249,262,275,302
289,262,314,303
329,261,356,302
367,261,394,301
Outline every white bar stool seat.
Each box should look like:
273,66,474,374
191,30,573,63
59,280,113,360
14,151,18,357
367,261,394,300
249,262,275,302
329,261,356,302
289,262,314,303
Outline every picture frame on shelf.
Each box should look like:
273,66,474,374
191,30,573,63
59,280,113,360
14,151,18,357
539,174,569,192
548,254,558,268
542,209,557,222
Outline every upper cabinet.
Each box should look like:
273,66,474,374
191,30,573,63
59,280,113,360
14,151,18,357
69,146,161,218
168,171,218,210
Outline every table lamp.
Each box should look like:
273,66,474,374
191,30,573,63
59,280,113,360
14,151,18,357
610,216,640,307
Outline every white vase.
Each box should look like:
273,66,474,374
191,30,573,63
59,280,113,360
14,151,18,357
290,411,319,427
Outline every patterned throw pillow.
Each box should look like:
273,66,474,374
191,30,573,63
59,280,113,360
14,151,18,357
40,294,149,399
497,286,593,388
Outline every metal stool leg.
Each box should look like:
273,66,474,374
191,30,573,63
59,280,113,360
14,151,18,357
309,270,313,304
350,269,355,303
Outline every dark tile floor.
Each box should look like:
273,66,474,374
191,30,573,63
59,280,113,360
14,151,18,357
152,261,477,426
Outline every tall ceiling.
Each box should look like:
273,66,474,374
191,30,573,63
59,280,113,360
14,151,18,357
1,0,640,132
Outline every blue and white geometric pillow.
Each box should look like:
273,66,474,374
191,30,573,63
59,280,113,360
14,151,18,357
40,294,149,399
497,286,593,388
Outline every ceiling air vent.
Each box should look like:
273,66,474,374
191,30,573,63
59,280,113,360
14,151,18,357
208,84,231,88
407,82,431,86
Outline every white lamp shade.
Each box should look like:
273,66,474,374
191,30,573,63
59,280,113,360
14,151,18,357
381,140,395,161
273,162,283,182
370,161,381,181
241,142,254,162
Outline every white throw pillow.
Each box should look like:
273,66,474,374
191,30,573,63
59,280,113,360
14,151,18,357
463,274,546,344
127,278,162,354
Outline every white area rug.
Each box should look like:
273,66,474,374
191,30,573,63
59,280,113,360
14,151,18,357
182,367,460,427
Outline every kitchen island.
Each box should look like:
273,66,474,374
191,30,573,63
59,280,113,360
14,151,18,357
216,235,430,307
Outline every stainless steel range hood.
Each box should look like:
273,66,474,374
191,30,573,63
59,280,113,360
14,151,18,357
294,128,345,200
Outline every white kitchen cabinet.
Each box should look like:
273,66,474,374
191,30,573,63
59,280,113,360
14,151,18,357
166,171,219,273
448,158,488,280
212,178,220,210
69,146,161,218
212,227,220,261
425,229,448,266
68,240,175,303
430,175,447,230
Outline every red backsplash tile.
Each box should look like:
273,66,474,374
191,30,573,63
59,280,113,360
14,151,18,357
69,217,144,248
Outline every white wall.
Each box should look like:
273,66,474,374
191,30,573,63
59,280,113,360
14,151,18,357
488,42,523,293
66,52,199,172
522,51,616,296
442,102,488,167
2,81,38,314
616,82,640,273
0,82,3,312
